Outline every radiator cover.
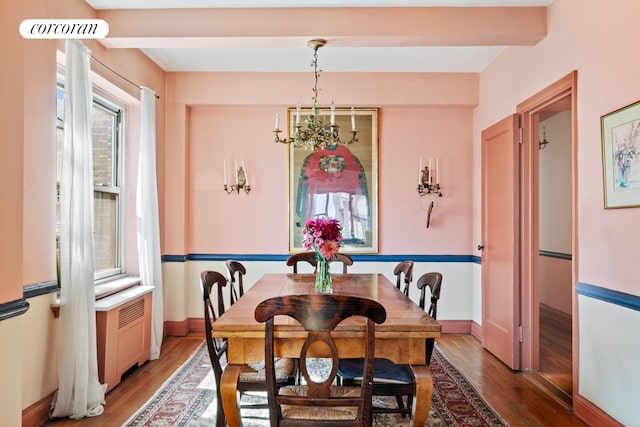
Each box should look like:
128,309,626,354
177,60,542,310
95,286,153,393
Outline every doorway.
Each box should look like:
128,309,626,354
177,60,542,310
536,97,573,397
480,72,577,404
517,71,577,404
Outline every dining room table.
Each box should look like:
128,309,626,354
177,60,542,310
211,272,441,427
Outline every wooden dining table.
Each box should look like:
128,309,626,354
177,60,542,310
211,273,441,427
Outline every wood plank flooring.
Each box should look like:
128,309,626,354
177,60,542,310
44,333,586,427
539,303,573,396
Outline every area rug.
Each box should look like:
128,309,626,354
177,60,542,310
123,342,508,427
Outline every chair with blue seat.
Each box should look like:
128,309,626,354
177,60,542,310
338,269,443,417
393,260,414,296
286,252,354,273
225,259,246,306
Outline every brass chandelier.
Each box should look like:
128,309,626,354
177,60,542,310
273,39,358,151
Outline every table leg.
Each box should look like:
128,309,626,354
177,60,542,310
410,364,433,426
220,364,242,427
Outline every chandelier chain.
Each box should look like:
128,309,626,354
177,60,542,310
272,39,358,151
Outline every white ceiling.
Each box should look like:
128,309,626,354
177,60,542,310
85,0,553,73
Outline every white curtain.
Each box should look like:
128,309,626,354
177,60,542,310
137,87,164,360
50,39,106,419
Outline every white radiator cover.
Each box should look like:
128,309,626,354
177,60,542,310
95,285,154,392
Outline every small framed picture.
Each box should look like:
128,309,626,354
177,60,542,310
601,100,640,208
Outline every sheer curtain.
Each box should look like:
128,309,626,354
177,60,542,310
137,87,164,360
50,39,105,419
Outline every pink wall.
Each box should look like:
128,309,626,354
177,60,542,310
165,73,476,255
1,2,25,303
476,0,640,297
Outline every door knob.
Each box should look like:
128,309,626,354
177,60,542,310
477,245,484,250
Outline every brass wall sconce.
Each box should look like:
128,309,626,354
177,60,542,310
417,157,443,197
539,126,550,150
223,159,251,195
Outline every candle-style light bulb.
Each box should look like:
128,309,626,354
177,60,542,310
296,103,301,125
275,111,280,130
330,101,336,125
351,107,356,131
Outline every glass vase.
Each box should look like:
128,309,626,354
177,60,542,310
315,256,332,293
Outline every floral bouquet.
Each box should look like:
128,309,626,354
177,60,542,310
301,217,342,292
302,216,343,260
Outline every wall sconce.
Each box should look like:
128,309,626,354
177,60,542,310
223,159,251,195
539,126,550,150
417,157,443,197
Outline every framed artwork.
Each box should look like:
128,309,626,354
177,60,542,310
601,100,640,208
288,107,379,253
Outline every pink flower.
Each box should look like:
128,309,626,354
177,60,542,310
319,239,340,260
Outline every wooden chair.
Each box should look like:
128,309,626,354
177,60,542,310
417,272,443,365
338,270,444,418
286,252,354,274
286,252,317,273
201,270,296,427
393,260,414,296
255,294,386,427
225,260,246,306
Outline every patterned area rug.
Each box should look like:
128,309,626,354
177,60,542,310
124,342,508,427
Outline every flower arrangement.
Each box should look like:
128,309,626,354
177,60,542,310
302,216,343,260
301,217,342,292
614,121,640,187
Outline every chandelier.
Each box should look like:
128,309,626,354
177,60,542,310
273,39,358,151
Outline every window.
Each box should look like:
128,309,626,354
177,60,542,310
56,80,126,282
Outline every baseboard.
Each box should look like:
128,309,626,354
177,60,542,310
163,320,190,336
470,321,482,341
438,319,471,334
540,303,571,324
22,392,54,427
188,317,204,332
574,394,625,427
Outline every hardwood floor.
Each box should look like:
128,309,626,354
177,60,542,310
539,303,573,396
44,332,586,427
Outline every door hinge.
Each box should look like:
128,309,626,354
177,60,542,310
518,325,523,342
519,126,523,145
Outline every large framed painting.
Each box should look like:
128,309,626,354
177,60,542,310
601,100,640,208
288,107,378,253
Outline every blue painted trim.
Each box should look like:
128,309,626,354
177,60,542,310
0,299,29,321
162,254,189,262
471,255,481,264
189,254,289,262
577,282,640,312
539,250,572,260
165,253,475,263
23,280,58,299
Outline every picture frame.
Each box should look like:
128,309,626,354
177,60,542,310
288,107,379,253
601,100,640,208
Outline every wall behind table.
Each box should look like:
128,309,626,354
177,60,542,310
164,257,476,333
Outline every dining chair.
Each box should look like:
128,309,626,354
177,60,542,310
225,260,246,306
393,260,414,296
201,270,296,427
338,271,444,418
286,252,354,273
286,252,317,273
255,294,386,427
417,272,443,365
